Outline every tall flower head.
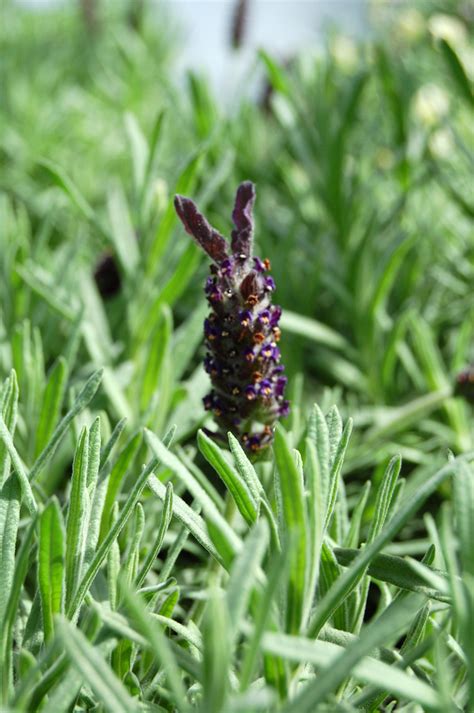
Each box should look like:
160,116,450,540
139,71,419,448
174,181,289,452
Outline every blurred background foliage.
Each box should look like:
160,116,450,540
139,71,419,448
0,0,473,492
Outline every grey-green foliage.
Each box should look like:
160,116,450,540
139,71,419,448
0,3,473,711
0,365,472,712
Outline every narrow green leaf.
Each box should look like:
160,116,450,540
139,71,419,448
344,480,371,549
68,455,160,620
120,581,188,711
98,431,142,544
308,404,330,509
145,429,241,559
35,357,67,458
264,613,440,711
367,456,401,544
136,482,173,588
308,457,457,637
139,305,172,412
0,414,37,515
38,498,65,641
56,617,138,713
65,427,89,609
274,425,307,633
29,368,103,484
326,405,343,465
202,589,231,713
258,49,290,94
303,439,324,627
453,461,474,577
198,430,258,526
1,519,36,702
280,310,349,351
107,184,139,276
333,548,450,602
440,39,474,108
0,474,21,699
38,158,108,238
147,475,221,565
0,371,19,490
324,417,353,532
228,431,265,506
239,545,290,692
124,112,148,197
99,417,127,471
226,520,269,641
147,151,203,271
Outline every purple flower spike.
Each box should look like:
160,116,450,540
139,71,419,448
174,181,289,453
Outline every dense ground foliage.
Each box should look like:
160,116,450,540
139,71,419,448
0,1,473,711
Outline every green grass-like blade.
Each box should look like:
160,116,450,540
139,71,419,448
29,368,103,484
226,520,269,642
147,475,222,565
264,617,440,711
67,453,162,621
0,371,19,490
136,481,173,588
303,439,324,627
38,497,65,641
55,616,138,713
308,457,457,638
120,581,189,711
0,474,21,701
333,548,450,602
65,427,89,609
0,414,37,515
274,425,307,634
145,429,242,559
1,518,36,702
35,357,67,458
202,588,231,713
98,431,142,544
198,430,258,526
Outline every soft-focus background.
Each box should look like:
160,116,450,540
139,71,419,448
1,3,474,710
1,0,473,487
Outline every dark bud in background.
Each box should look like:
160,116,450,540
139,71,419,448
174,181,289,453
79,0,100,36
230,0,249,50
455,366,474,403
94,252,121,300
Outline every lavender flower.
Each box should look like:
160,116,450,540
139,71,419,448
174,181,289,452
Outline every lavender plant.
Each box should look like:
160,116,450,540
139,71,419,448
174,182,289,452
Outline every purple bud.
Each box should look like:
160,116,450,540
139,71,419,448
259,379,273,397
279,401,290,417
205,276,216,294
275,375,288,397
260,343,280,361
245,385,258,401
270,305,282,326
239,310,253,327
258,309,271,326
220,258,234,276
264,276,276,292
